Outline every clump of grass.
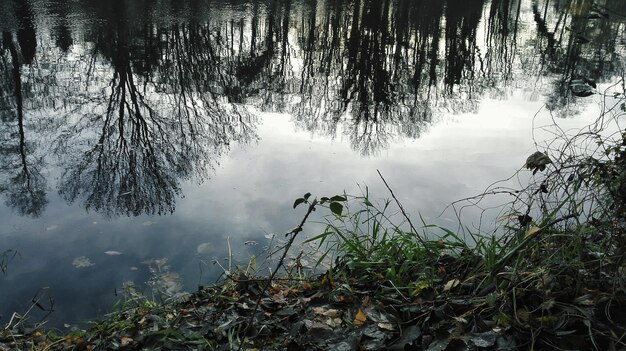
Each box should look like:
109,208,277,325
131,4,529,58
297,78,626,349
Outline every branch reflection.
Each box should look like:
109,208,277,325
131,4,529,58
0,1,47,217
0,0,623,217
56,5,258,217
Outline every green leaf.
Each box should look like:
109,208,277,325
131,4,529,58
304,192,312,200
330,202,343,216
320,197,330,204
330,195,347,202
293,198,306,209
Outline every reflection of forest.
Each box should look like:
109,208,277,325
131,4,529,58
0,0,624,217
0,1,47,217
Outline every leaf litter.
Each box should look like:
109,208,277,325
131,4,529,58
3,253,625,351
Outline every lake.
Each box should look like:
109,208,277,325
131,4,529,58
1,0,624,328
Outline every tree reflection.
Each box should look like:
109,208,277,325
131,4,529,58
56,5,257,217
220,0,489,154
224,0,623,152
0,0,624,217
530,0,626,115
0,2,47,217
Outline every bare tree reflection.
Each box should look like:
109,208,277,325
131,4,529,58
1,0,625,217
0,6,47,218
531,0,626,115
56,7,257,217
231,0,488,155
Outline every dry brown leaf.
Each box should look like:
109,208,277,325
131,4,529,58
335,295,353,303
120,336,133,347
322,309,340,317
272,293,287,304
353,309,367,327
312,306,326,315
362,295,371,307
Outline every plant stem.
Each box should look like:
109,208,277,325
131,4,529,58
237,198,318,351
377,170,433,255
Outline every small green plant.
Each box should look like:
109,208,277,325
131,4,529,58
300,188,494,294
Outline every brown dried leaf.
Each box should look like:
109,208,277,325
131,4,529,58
120,336,133,347
322,309,340,317
353,309,367,327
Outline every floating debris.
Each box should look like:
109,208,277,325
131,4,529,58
72,256,94,268
196,242,212,254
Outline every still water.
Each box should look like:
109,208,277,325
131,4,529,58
1,0,624,327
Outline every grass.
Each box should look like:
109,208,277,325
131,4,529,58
283,80,626,349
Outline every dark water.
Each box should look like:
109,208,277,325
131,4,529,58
1,0,624,328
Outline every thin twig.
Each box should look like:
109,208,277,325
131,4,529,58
236,199,318,351
377,170,432,254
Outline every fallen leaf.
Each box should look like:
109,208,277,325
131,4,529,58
378,322,395,330
120,336,133,347
443,279,460,292
362,295,370,307
325,317,341,328
353,309,367,327
323,309,340,317
426,338,450,351
387,325,421,351
312,307,326,315
471,331,498,348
